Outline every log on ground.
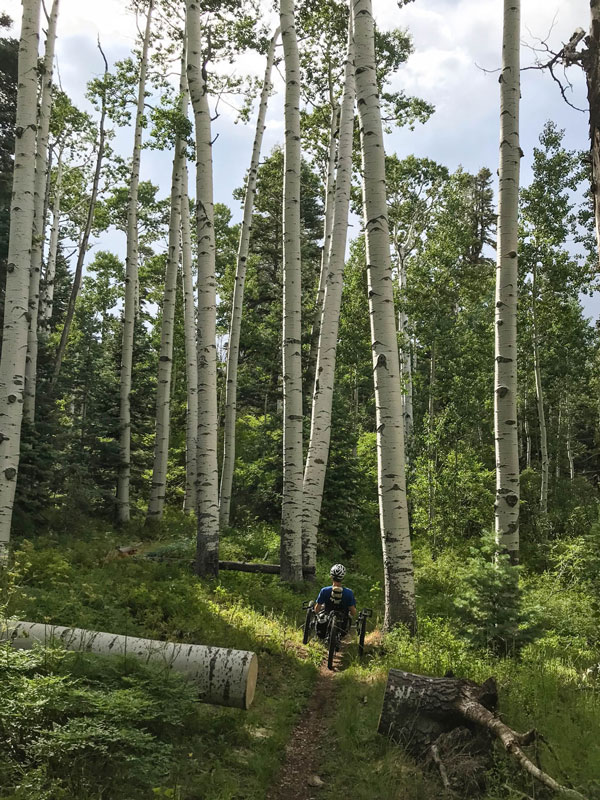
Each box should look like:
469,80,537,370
1,620,258,710
218,561,316,576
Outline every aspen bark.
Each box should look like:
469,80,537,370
302,15,355,572
397,253,413,444
52,48,109,388
24,0,59,422
305,102,339,400
280,0,304,583
116,0,153,524
147,120,184,521
40,148,63,325
353,0,416,631
566,404,575,481
0,0,41,561
187,0,219,576
494,0,521,563
3,621,258,710
585,0,600,261
181,160,198,514
219,28,279,528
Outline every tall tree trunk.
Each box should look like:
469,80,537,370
305,101,339,401
187,0,219,576
353,0,416,631
51,51,109,388
555,398,562,481
524,391,532,470
280,0,304,583
584,0,600,260
40,147,63,324
219,28,279,529
116,0,153,524
24,0,59,422
398,252,413,445
494,0,521,563
531,264,548,513
181,160,198,514
0,0,41,561
566,401,575,481
147,68,185,522
302,13,355,572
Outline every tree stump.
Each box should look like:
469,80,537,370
378,669,584,798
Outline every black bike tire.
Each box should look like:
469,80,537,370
327,621,338,670
358,615,367,658
303,608,313,645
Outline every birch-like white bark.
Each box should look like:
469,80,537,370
147,123,184,521
0,0,41,561
305,102,338,399
40,148,63,324
397,253,413,443
117,0,153,524
302,15,355,572
24,0,59,422
279,0,303,583
181,160,198,514
187,0,219,576
494,0,521,562
219,28,279,529
353,0,416,631
3,621,258,710
566,402,575,481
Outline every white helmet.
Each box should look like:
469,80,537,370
330,563,346,581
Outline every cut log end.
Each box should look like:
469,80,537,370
244,652,259,710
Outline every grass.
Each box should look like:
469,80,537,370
1,514,599,799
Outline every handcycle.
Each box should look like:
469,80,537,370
302,600,373,670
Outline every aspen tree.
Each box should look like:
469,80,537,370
280,0,304,582
531,262,548,513
116,0,154,524
24,0,59,422
181,160,198,514
40,147,63,323
187,0,219,576
0,0,42,560
494,0,521,562
147,52,186,522
353,0,416,630
219,28,280,529
302,11,355,572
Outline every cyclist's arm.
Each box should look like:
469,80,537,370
348,605,357,617
314,602,323,613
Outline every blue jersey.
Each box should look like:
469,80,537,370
316,585,356,613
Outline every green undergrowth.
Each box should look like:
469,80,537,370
0,519,320,799
1,515,600,799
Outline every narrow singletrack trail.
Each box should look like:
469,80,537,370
265,648,345,800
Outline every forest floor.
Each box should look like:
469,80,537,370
1,517,599,799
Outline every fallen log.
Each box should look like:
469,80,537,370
1,620,258,710
218,561,316,576
379,669,585,798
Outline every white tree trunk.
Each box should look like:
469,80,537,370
566,404,575,481
40,148,63,324
306,102,339,398
353,0,416,631
398,255,413,444
181,160,198,514
117,0,153,524
302,15,355,572
0,0,41,561
494,0,521,563
3,620,258,709
24,0,59,423
147,134,184,522
279,0,304,583
187,0,219,576
219,28,279,529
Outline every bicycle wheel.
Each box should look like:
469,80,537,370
358,615,367,658
327,621,339,670
302,608,313,645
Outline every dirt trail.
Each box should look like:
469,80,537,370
266,650,344,800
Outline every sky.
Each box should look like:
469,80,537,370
2,0,596,313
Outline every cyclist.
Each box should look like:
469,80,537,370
314,564,357,639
